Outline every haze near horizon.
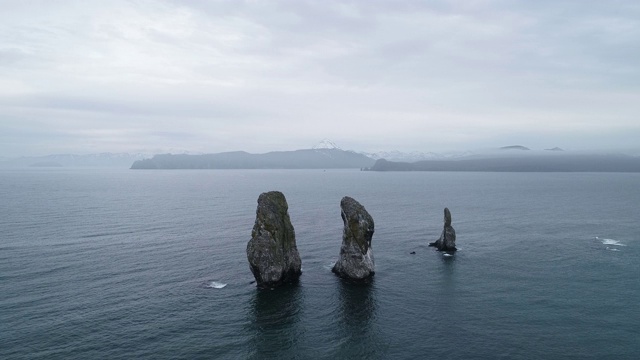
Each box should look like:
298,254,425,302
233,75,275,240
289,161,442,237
1,1,639,157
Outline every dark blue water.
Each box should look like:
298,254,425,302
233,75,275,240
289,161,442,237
1,169,638,359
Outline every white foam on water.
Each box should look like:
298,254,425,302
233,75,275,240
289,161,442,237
606,247,621,252
443,253,453,257
596,236,626,247
207,281,227,289
323,262,336,271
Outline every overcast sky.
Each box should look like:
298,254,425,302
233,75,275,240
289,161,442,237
1,0,639,156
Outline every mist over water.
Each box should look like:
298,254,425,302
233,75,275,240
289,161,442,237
1,169,638,359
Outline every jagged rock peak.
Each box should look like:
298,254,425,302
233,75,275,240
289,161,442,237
332,196,375,281
246,191,302,288
429,207,457,252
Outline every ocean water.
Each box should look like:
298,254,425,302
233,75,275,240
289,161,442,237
1,169,638,359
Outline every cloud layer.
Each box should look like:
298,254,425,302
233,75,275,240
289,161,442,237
1,0,639,156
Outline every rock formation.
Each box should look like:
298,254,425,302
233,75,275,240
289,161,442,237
247,191,302,288
332,196,375,280
429,207,457,252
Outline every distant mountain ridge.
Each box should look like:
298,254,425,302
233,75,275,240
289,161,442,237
367,154,640,172
5,142,639,170
131,148,375,169
500,145,530,151
361,150,477,162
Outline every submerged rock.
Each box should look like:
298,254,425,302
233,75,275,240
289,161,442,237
429,207,457,252
247,191,302,288
332,196,375,280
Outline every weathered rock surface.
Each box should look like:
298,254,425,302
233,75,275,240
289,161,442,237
247,191,301,288
332,196,375,280
429,207,457,252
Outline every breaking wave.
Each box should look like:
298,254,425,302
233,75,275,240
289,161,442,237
206,281,227,289
596,237,626,247
323,262,336,271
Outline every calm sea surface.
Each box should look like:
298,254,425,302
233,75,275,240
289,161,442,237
1,169,638,359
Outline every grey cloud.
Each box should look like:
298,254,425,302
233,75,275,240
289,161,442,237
1,0,639,156
0,48,32,66
0,93,268,120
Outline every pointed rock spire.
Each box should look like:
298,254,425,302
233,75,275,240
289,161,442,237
332,196,375,280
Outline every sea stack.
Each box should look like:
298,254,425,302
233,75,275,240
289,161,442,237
247,191,302,288
429,207,457,252
332,196,375,281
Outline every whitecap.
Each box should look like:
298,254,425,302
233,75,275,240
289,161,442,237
606,247,620,252
207,281,227,289
443,253,453,257
596,237,626,247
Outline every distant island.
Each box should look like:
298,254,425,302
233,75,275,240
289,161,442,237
500,145,530,151
131,148,376,169
366,154,640,172
4,143,639,172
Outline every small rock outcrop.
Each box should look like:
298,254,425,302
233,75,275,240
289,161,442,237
429,207,457,252
247,191,302,288
332,196,375,280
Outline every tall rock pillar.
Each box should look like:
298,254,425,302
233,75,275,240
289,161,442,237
332,196,375,281
247,191,302,288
